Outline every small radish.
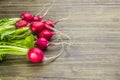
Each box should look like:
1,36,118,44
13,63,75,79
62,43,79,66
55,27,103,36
31,16,42,22
39,29,55,40
21,12,33,21
27,47,64,63
30,22,45,33
36,37,65,50
15,20,28,29
36,38,48,50
43,19,55,27
43,18,66,28
27,48,44,63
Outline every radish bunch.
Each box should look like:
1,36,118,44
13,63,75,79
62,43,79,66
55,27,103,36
14,12,70,63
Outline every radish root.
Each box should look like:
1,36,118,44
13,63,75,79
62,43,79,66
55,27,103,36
42,28,64,64
46,26,72,49
41,0,55,18
55,11,71,24
54,0,71,24
36,3,50,16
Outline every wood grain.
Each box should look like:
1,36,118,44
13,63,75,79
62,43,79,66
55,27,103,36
0,0,120,80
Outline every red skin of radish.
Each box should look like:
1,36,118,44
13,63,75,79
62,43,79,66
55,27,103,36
27,48,44,63
31,16,42,22
36,38,49,50
30,22,45,33
21,12,33,21
39,29,55,40
15,20,28,29
43,19,55,28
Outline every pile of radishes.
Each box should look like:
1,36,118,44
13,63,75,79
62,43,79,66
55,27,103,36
15,12,70,63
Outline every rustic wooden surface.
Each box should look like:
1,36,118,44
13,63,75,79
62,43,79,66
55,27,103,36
0,0,120,80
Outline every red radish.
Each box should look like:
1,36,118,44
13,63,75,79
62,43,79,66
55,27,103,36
15,20,28,29
39,29,55,40
31,16,42,22
27,47,64,63
43,19,55,27
36,38,49,50
30,22,45,33
36,37,65,50
27,48,44,63
21,12,33,21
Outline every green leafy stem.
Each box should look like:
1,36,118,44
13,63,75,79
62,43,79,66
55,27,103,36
0,18,35,61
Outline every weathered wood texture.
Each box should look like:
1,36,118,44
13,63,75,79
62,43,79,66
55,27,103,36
0,0,120,80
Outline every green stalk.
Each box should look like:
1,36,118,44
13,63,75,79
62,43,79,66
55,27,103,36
0,45,28,55
0,18,34,61
0,25,15,35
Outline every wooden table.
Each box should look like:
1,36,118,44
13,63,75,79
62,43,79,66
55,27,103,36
0,0,120,80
